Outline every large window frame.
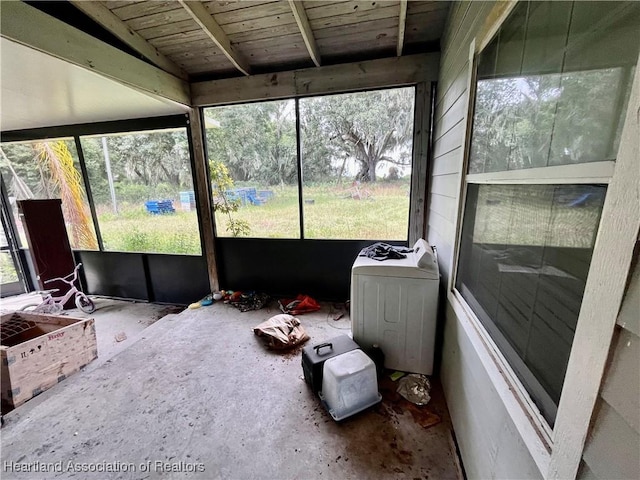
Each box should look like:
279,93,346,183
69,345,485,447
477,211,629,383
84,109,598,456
0,177,28,296
1,115,205,257
0,136,100,251
203,98,301,240
449,2,640,478
202,86,420,243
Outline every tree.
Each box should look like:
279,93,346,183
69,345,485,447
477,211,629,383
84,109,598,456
0,140,97,250
204,101,299,186
203,90,415,186
80,129,193,206
471,68,629,173
0,146,34,199
259,102,298,186
1,142,48,197
35,142,98,249
209,160,250,237
101,131,190,187
300,88,415,182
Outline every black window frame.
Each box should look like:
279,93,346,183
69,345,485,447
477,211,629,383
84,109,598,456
201,85,419,243
1,114,206,257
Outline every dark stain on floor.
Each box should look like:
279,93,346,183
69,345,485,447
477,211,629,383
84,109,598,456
152,305,185,321
377,375,442,430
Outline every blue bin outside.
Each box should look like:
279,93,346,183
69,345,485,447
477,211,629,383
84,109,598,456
225,188,271,206
179,191,196,211
145,200,175,214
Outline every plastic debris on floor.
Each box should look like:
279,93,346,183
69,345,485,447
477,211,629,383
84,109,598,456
225,291,270,312
378,374,441,429
396,374,431,406
253,314,310,350
188,293,214,309
278,294,321,315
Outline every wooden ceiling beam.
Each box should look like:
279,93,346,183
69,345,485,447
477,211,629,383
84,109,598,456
288,0,321,67
397,0,408,56
70,1,188,80
192,53,440,106
178,0,251,76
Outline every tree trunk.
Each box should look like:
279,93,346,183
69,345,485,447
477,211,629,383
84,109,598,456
356,156,377,182
368,159,377,182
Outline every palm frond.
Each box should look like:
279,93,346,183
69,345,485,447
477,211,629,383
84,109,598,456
35,141,98,250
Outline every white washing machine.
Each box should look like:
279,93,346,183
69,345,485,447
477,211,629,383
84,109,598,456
350,238,439,375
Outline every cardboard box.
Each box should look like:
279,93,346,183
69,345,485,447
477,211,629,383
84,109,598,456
1,311,97,410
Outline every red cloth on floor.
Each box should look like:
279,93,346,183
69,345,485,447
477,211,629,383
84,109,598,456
278,294,321,315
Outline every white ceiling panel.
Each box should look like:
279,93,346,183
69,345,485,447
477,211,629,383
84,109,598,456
0,37,188,132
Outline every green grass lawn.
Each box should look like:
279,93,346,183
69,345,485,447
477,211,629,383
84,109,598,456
1,252,19,283
97,206,202,254
8,182,602,260
215,183,410,240
95,182,411,254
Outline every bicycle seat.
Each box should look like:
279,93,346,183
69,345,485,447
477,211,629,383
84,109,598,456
35,289,59,295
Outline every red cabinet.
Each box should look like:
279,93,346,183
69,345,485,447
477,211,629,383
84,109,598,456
18,199,76,308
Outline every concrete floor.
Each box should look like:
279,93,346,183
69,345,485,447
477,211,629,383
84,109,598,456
1,300,461,480
1,293,183,365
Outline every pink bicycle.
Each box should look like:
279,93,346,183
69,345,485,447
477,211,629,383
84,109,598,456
21,263,95,314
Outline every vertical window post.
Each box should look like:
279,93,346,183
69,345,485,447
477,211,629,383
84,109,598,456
295,98,305,240
188,107,219,292
409,83,430,244
74,136,104,251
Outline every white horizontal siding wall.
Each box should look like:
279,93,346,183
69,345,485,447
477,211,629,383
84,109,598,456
578,250,640,480
428,0,494,281
430,2,543,478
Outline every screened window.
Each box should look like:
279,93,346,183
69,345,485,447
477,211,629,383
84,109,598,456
204,100,300,238
0,249,18,285
0,236,17,284
300,88,414,240
456,1,639,426
203,89,415,241
80,128,201,255
0,211,20,289
0,139,98,250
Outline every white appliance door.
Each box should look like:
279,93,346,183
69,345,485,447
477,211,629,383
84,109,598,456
352,274,438,374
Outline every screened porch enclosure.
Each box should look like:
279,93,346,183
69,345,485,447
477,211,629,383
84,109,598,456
1,79,431,303
2,2,639,480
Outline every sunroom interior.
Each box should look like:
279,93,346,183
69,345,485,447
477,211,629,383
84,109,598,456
1,1,639,480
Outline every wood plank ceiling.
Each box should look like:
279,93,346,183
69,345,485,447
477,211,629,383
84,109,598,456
71,0,450,81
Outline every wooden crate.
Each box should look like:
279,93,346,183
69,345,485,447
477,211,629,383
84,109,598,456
1,311,97,410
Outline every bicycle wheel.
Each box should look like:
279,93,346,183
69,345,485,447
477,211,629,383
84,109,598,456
75,293,96,314
20,304,40,312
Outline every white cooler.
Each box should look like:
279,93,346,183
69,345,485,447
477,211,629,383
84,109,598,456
319,349,382,421
350,238,439,375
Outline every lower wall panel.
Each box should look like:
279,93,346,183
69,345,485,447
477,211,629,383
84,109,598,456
75,251,209,305
216,238,394,301
146,254,209,304
441,301,542,479
77,251,149,301
74,239,389,305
